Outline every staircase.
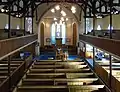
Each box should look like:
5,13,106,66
15,59,105,92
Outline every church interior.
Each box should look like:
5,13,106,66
0,0,120,92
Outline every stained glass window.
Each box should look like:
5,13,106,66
86,18,92,34
51,22,66,44
25,17,32,34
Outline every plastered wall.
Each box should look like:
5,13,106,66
95,15,120,30
39,18,77,45
79,11,85,34
0,13,37,34
0,14,22,29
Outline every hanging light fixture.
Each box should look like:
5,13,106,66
66,18,68,21
1,9,5,12
55,5,60,10
54,18,57,21
60,20,62,25
52,4,69,24
61,17,64,21
51,8,55,13
71,6,76,13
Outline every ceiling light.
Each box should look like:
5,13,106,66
1,9,5,12
66,18,68,21
61,17,64,21
60,20,62,25
55,22,57,24
72,10,76,13
61,10,66,16
97,16,102,18
55,5,60,10
71,6,76,13
54,18,57,21
63,22,65,24
97,25,101,30
71,6,76,11
16,15,19,17
61,10,64,14
62,12,66,16
51,8,55,13
114,11,119,14
6,10,9,12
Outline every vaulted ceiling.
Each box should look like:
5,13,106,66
0,0,120,18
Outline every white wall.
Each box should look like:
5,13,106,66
95,14,120,30
39,18,77,45
0,14,22,29
79,11,85,34
36,3,83,46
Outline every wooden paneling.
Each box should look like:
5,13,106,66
94,63,120,92
95,63,109,86
0,34,37,59
111,76,120,92
56,38,62,47
79,34,120,58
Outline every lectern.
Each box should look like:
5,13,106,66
56,38,62,47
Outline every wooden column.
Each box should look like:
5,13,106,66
40,23,44,47
73,23,77,46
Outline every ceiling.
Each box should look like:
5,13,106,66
42,4,78,20
0,0,120,18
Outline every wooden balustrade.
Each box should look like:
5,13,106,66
94,63,109,86
79,34,120,58
0,34,37,60
94,63,120,92
111,76,120,92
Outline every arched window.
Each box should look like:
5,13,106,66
51,23,56,44
51,22,66,44
86,18,92,34
25,17,32,34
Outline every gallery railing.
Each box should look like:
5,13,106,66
79,34,120,92
0,34,37,92
79,34,120,58
0,34,37,60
